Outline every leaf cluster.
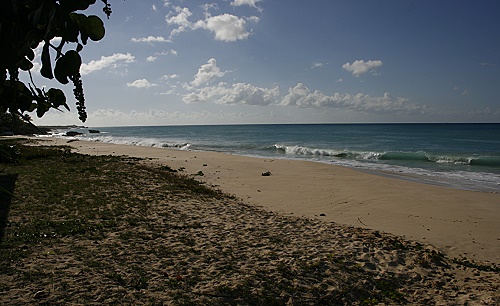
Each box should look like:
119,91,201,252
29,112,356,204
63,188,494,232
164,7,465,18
0,0,112,122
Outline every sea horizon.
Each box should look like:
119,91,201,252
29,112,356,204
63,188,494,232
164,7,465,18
40,121,500,128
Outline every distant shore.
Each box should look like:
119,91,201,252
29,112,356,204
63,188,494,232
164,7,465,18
31,136,500,265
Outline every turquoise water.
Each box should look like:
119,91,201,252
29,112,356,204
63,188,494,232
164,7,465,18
51,123,500,192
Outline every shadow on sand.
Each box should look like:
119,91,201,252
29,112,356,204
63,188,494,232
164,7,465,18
0,174,17,243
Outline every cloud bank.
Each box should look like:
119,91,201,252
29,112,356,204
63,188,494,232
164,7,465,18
182,82,427,115
282,83,427,114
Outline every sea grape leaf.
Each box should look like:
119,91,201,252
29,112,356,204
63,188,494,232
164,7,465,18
15,82,35,112
17,94,33,112
28,102,37,112
18,58,34,71
81,32,89,45
54,56,69,84
64,50,82,75
70,13,104,44
36,102,50,118
62,18,80,43
26,48,35,61
54,50,81,84
69,13,86,27
47,88,68,109
85,15,105,41
40,42,54,79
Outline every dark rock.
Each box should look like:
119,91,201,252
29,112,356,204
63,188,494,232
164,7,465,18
65,131,83,137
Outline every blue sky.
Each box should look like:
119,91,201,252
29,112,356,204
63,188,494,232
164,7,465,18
29,0,500,126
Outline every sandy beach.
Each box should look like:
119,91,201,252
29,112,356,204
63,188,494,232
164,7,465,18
0,136,498,304
41,137,500,265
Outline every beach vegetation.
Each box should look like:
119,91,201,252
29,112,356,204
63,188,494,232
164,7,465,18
452,257,500,272
374,279,405,302
159,165,177,172
0,0,113,123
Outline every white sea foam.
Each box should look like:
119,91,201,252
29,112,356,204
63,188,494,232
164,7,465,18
270,144,500,192
43,133,192,151
326,158,500,193
94,136,192,150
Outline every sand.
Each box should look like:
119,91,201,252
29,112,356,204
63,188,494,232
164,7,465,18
41,137,500,265
1,136,498,305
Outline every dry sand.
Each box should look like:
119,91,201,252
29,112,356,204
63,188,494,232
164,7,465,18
42,137,500,265
2,136,497,305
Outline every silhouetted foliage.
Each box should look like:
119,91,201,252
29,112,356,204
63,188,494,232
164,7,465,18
0,0,113,123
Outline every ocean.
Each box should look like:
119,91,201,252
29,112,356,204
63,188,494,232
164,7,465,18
48,123,500,193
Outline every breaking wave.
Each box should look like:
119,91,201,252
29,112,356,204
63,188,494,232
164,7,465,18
74,135,192,150
273,144,500,167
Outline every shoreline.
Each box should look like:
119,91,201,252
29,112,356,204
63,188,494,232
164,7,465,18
30,137,500,264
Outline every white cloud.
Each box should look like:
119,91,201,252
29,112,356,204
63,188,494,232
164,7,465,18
183,82,279,105
282,83,428,114
311,62,326,69
152,49,178,58
158,90,175,95
191,58,226,87
202,3,219,14
127,79,157,88
231,0,262,11
166,6,256,42
219,83,280,105
166,6,193,37
194,14,251,42
131,36,170,43
342,60,383,77
161,74,179,80
146,56,157,62
80,53,135,75
246,16,260,23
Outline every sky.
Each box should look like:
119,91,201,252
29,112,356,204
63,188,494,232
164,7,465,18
27,0,500,126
